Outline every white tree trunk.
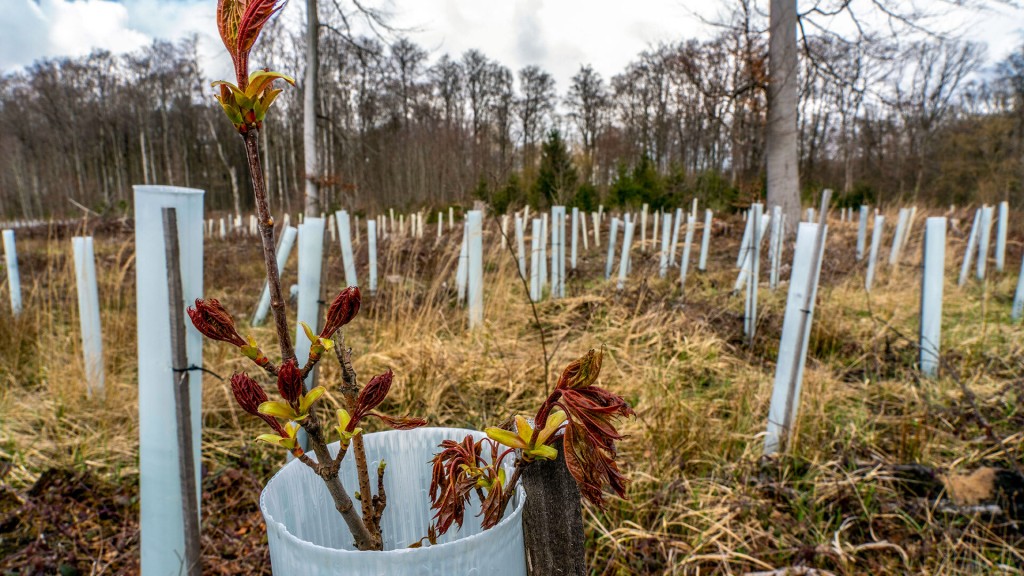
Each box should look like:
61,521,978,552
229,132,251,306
303,0,320,217
767,0,801,232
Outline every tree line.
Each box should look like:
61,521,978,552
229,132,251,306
0,8,1021,220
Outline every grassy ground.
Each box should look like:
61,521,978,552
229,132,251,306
1,209,1023,575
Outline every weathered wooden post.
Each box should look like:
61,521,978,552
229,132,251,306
467,210,484,328
160,208,202,576
133,185,203,576
640,203,648,251
2,229,22,316
72,236,104,397
522,442,586,576
605,217,620,280
744,204,762,340
920,217,946,377
252,225,297,326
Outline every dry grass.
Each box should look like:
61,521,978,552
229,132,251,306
1,208,1023,575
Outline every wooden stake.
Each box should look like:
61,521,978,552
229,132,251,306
161,208,201,576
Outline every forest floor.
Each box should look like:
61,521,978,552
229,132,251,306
1,209,1024,575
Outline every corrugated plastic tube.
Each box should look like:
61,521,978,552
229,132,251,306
261,428,527,576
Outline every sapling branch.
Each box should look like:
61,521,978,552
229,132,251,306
242,128,295,363
206,1,425,553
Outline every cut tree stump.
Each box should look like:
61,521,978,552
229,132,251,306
521,439,586,576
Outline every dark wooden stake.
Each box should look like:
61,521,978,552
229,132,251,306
521,440,586,576
162,207,202,576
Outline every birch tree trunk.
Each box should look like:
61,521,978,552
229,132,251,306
767,0,801,232
303,0,320,217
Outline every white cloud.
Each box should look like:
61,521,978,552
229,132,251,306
3,0,152,70
0,0,1020,90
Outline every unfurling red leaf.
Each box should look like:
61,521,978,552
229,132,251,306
428,435,481,535
556,347,603,390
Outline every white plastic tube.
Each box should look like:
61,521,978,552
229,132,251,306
680,214,696,289
467,211,483,328
550,206,563,299
570,207,579,270
456,223,468,305
592,212,600,247
73,236,104,396
261,428,526,576
1012,253,1024,321
540,214,548,289
2,229,21,316
132,185,204,576
736,214,753,268
669,208,683,266
616,218,635,291
530,218,541,302
658,212,672,278
605,218,620,280
253,226,297,326
996,201,1009,272
764,222,827,455
977,205,994,280
889,208,910,266
958,209,981,287
295,218,325,385
335,210,358,288
856,205,869,260
920,217,946,377
865,215,885,292
367,220,378,296
515,216,526,277
699,209,713,272
580,210,589,251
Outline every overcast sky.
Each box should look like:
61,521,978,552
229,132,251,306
3,0,1023,90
